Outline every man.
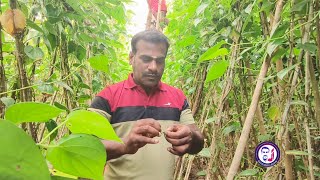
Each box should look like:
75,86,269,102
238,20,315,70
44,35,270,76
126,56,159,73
89,30,204,180
146,0,169,30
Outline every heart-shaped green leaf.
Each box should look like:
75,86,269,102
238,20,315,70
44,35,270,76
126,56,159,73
88,55,109,74
206,60,229,82
5,102,64,124
66,110,122,143
47,134,106,180
0,120,50,180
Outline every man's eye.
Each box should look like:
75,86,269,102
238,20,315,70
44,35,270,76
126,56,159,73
141,57,152,62
156,58,165,64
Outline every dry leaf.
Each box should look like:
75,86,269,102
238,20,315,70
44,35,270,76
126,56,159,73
0,9,26,36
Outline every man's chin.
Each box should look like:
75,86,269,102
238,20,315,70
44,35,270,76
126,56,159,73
141,82,159,89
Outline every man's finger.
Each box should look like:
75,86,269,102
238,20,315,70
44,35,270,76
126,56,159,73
137,118,162,132
165,127,191,139
166,124,179,132
165,136,191,146
167,147,182,156
135,125,161,137
135,135,159,144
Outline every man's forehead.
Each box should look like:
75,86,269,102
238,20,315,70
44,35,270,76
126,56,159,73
136,40,167,49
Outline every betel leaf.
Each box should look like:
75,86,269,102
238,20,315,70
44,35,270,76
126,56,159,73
206,60,229,82
50,168,77,179
222,121,240,136
88,55,109,74
24,45,44,60
267,106,280,121
292,0,309,12
47,134,106,180
5,102,64,124
196,3,209,15
56,81,74,94
26,19,44,33
198,148,211,158
198,41,227,63
45,119,58,142
66,110,122,142
238,169,259,176
277,63,299,80
0,120,50,180
205,117,217,124
177,36,196,48
196,170,206,176
296,43,317,54
0,97,15,107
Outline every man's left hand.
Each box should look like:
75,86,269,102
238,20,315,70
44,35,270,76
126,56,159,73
164,124,194,156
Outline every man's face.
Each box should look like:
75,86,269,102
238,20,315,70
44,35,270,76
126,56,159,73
130,40,167,91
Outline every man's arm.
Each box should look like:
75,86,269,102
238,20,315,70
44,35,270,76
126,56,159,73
164,124,204,156
102,118,162,161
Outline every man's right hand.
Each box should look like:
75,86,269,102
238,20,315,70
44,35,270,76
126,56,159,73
121,118,161,155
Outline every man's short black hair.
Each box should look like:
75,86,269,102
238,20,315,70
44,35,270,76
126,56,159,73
131,30,170,55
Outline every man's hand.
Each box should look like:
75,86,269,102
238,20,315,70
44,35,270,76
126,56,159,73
122,118,161,154
164,124,204,156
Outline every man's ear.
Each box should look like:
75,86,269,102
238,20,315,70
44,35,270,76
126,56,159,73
129,52,134,65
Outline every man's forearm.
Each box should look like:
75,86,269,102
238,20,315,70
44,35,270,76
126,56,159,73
101,140,126,160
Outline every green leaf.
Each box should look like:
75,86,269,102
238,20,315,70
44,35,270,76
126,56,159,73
56,81,74,94
45,120,58,141
198,148,211,158
297,43,317,54
222,121,240,135
244,3,253,14
177,36,196,48
66,110,122,142
197,41,227,63
47,134,106,180
292,0,309,12
267,106,280,121
88,55,109,74
50,169,78,179
0,97,15,107
37,83,55,94
286,150,311,156
238,169,259,176
270,22,289,39
196,170,206,176
27,19,44,33
272,48,287,62
24,45,44,60
196,3,209,15
51,176,76,180
205,117,217,124
54,102,69,112
78,33,96,43
206,60,229,82
5,102,64,124
0,120,50,180
267,42,278,56
277,63,299,80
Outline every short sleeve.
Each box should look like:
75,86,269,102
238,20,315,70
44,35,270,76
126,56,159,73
88,96,112,121
179,94,195,125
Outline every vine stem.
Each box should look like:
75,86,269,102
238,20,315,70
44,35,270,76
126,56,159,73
37,119,68,145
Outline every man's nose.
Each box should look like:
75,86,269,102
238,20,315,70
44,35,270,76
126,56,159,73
148,60,157,72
